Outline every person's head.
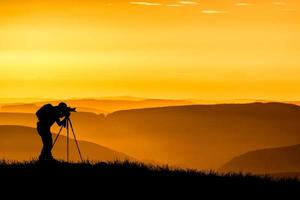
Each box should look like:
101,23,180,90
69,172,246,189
57,102,68,117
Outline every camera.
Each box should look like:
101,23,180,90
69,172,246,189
64,107,77,117
67,107,77,113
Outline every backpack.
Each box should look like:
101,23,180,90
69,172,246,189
36,104,53,121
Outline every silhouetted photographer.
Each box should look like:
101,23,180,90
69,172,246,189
36,102,76,162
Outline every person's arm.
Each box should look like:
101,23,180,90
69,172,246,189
55,108,69,127
56,111,69,127
56,118,66,127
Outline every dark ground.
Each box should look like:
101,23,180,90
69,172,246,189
0,160,299,198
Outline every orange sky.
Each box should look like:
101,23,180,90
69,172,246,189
0,0,299,100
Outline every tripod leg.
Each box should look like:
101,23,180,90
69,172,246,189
52,125,64,150
67,119,69,162
68,119,83,162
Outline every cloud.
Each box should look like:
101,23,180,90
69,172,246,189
272,1,287,6
130,2,161,6
282,8,296,12
167,4,182,7
178,1,199,5
201,10,229,14
235,2,252,7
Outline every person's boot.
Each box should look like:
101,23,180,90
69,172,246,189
37,155,48,164
46,154,60,164
48,157,60,164
38,154,59,164
38,154,47,162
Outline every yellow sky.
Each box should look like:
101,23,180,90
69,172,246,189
0,0,300,100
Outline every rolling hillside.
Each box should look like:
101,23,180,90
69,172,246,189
1,102,300,169
221,144,300,174
0,125,132,162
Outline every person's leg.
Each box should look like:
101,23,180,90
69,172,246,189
44,133,53,159
37,123,46,160
37,123,53,161
39,134,48,160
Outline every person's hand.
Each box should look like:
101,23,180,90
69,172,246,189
61,119,67,127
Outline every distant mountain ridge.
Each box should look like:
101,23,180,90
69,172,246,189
0,98,195,114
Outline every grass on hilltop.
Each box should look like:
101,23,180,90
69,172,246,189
0,160,299,196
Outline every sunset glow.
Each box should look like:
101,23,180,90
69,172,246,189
0,0,299,100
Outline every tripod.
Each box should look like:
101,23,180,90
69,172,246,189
52,117,83,162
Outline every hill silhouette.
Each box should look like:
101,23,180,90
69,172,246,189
0,125,132,162
0,161,299,197
1,102,300,170
221,144,300,174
